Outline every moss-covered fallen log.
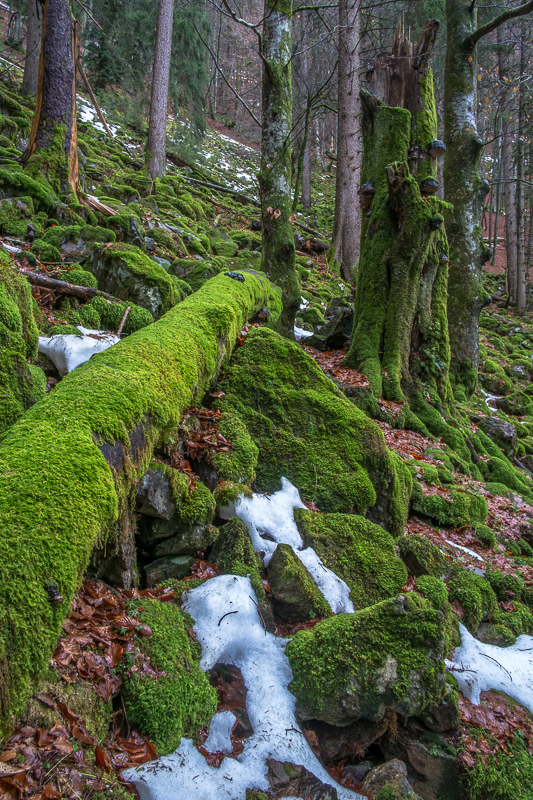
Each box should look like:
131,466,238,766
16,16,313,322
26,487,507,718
0,270,281,737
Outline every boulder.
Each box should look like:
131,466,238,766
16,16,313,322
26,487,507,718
207,227,239,258
306,306,353,350
362,759,421,800
268,543,331,622
478,416,517,459
397,535,447,577
154,524,218,556
286,594,446,726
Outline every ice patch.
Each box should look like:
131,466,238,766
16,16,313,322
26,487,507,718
294,325,313,340
38,326,120,375
124,575,362,800
446,623,533,712
204,711,236,754
444,539,484,562
229,478,354,614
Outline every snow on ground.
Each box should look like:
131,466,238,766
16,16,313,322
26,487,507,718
124,575,362,800
38,327,120,375
221,477,354,614
444,539,484,562
294,325,314,341
446,623,533,713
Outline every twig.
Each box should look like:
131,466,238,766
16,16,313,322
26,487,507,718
116,306,131,336
218,610,239,626
481,653,513,681
76,59,113,137
19,268,119,303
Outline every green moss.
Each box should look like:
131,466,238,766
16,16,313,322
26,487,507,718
209,517,265,600
487,457,533,502
485,481,515,500
122,598,217,755
213,480,253,509
59,266,98,288
218,328,410,533
0,164,57,212
286,593,446,723
485,567,525,602
397,534,447,576
421,463,440,484
43,224,115,249
31,239,62,263
150,464,216,526
416,575,448,609
462,729,533,800
474,524,497,548
447,567,497,631
269,542,331,620
414,488,487,527
0,270,281,735
0,195,34,238
493,602,533,636
89,296,154,335
211,413,258,485
295,509,407,609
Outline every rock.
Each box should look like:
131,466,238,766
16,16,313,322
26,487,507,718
403,730,460,800
206,227,239,257
475,621,516,648
478,416,517,459
154,524,218,556
344,761,372,786
136,468,176,520
268,543,330,622
286,594,446,726
128,216,146,249
293,231,306,250
308,719,388,764
267,760,338,800
362,759,421,800
306,306,353,350
397,535,447,577
495,390,533,417
0,196,34,238
417,677,460,733
145,236,156,253
144,554,194,586
251,219,262,231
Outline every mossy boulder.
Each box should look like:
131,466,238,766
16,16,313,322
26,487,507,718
0,196,34,238
209,517,264,601
90,242,180,317
122,598,217,755
85,296,154,335
478,416,517,459
43,224,116,263
412,488,487,527
397,534,447,577
218,328,411,534
268,542,331,621
286,593,446,725
294,510,407,609
206,227,239,257
210,413,259,486
446,567,498,632
486,457,533,502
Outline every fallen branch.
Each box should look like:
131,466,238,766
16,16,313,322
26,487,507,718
116,306,131,336
19,268,118,303
76,59,113,138
82,194,118,217
184,176,261,208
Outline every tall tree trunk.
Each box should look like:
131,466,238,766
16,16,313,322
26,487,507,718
346,21,453,411
443,0,533,394
22,0,44,96
146,0,175,179
292,100,311,211
516,20,527,313
499,25,518,306
331,0,361,283
301,129,311,208
22,0,79,198
259,0,298,335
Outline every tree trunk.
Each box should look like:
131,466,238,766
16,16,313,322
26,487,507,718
22,0,44,97
22,0,79,198
147,0,175,179
259,0,298,336
0,270,281,738
346,21,452,410
292,100,311,212
499,25,518,306
330,0,361,283
516,20,527,314
301,129,311,208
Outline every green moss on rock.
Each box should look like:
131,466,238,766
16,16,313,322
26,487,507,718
268,542,331,621
122,598,217,755
413,488,487,527
294,509,407,609
209,517,264,600
447,567,497,632
211,413,258,485
286,592,446,725
397,534,447,576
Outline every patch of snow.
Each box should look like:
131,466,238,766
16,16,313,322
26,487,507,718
204,711,236,754
124,575,362,800
38,326,120,375
299,296,309,310
294,325,313,341
228,478,354,614
444,539,484,562
2,242,22,254
446,623,533,712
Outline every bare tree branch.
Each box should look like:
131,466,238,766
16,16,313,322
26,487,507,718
467,0,533,47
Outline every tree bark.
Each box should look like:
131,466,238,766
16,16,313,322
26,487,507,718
22,0,79,197
301,130,311,208
346,21,452,409
147,0,175,179
22,0,44,96
0,270,281,737
331,0,361,283
259,0,298,336
444,0,533,393
516,20,527,314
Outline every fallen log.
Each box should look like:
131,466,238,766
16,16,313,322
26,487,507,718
0,270,281,736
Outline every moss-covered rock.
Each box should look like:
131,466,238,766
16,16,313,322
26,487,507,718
286,593,446,725
486,457,533,503
0,195,34,238
218,328,411,533
206,227,239,257
474,524,497,548
412,488,487,527
268,542,331,621
122,598,217,755
447,567,497,632
87,296,154,335
210,413,258,485
397,534,447,577
90,242,180,317
294,509,407,609
209,517,264,600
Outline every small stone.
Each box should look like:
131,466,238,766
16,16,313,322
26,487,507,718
478,416,517,459
136,469,176,520
145,237,156,253
362,759,420,800
144,555,194,586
